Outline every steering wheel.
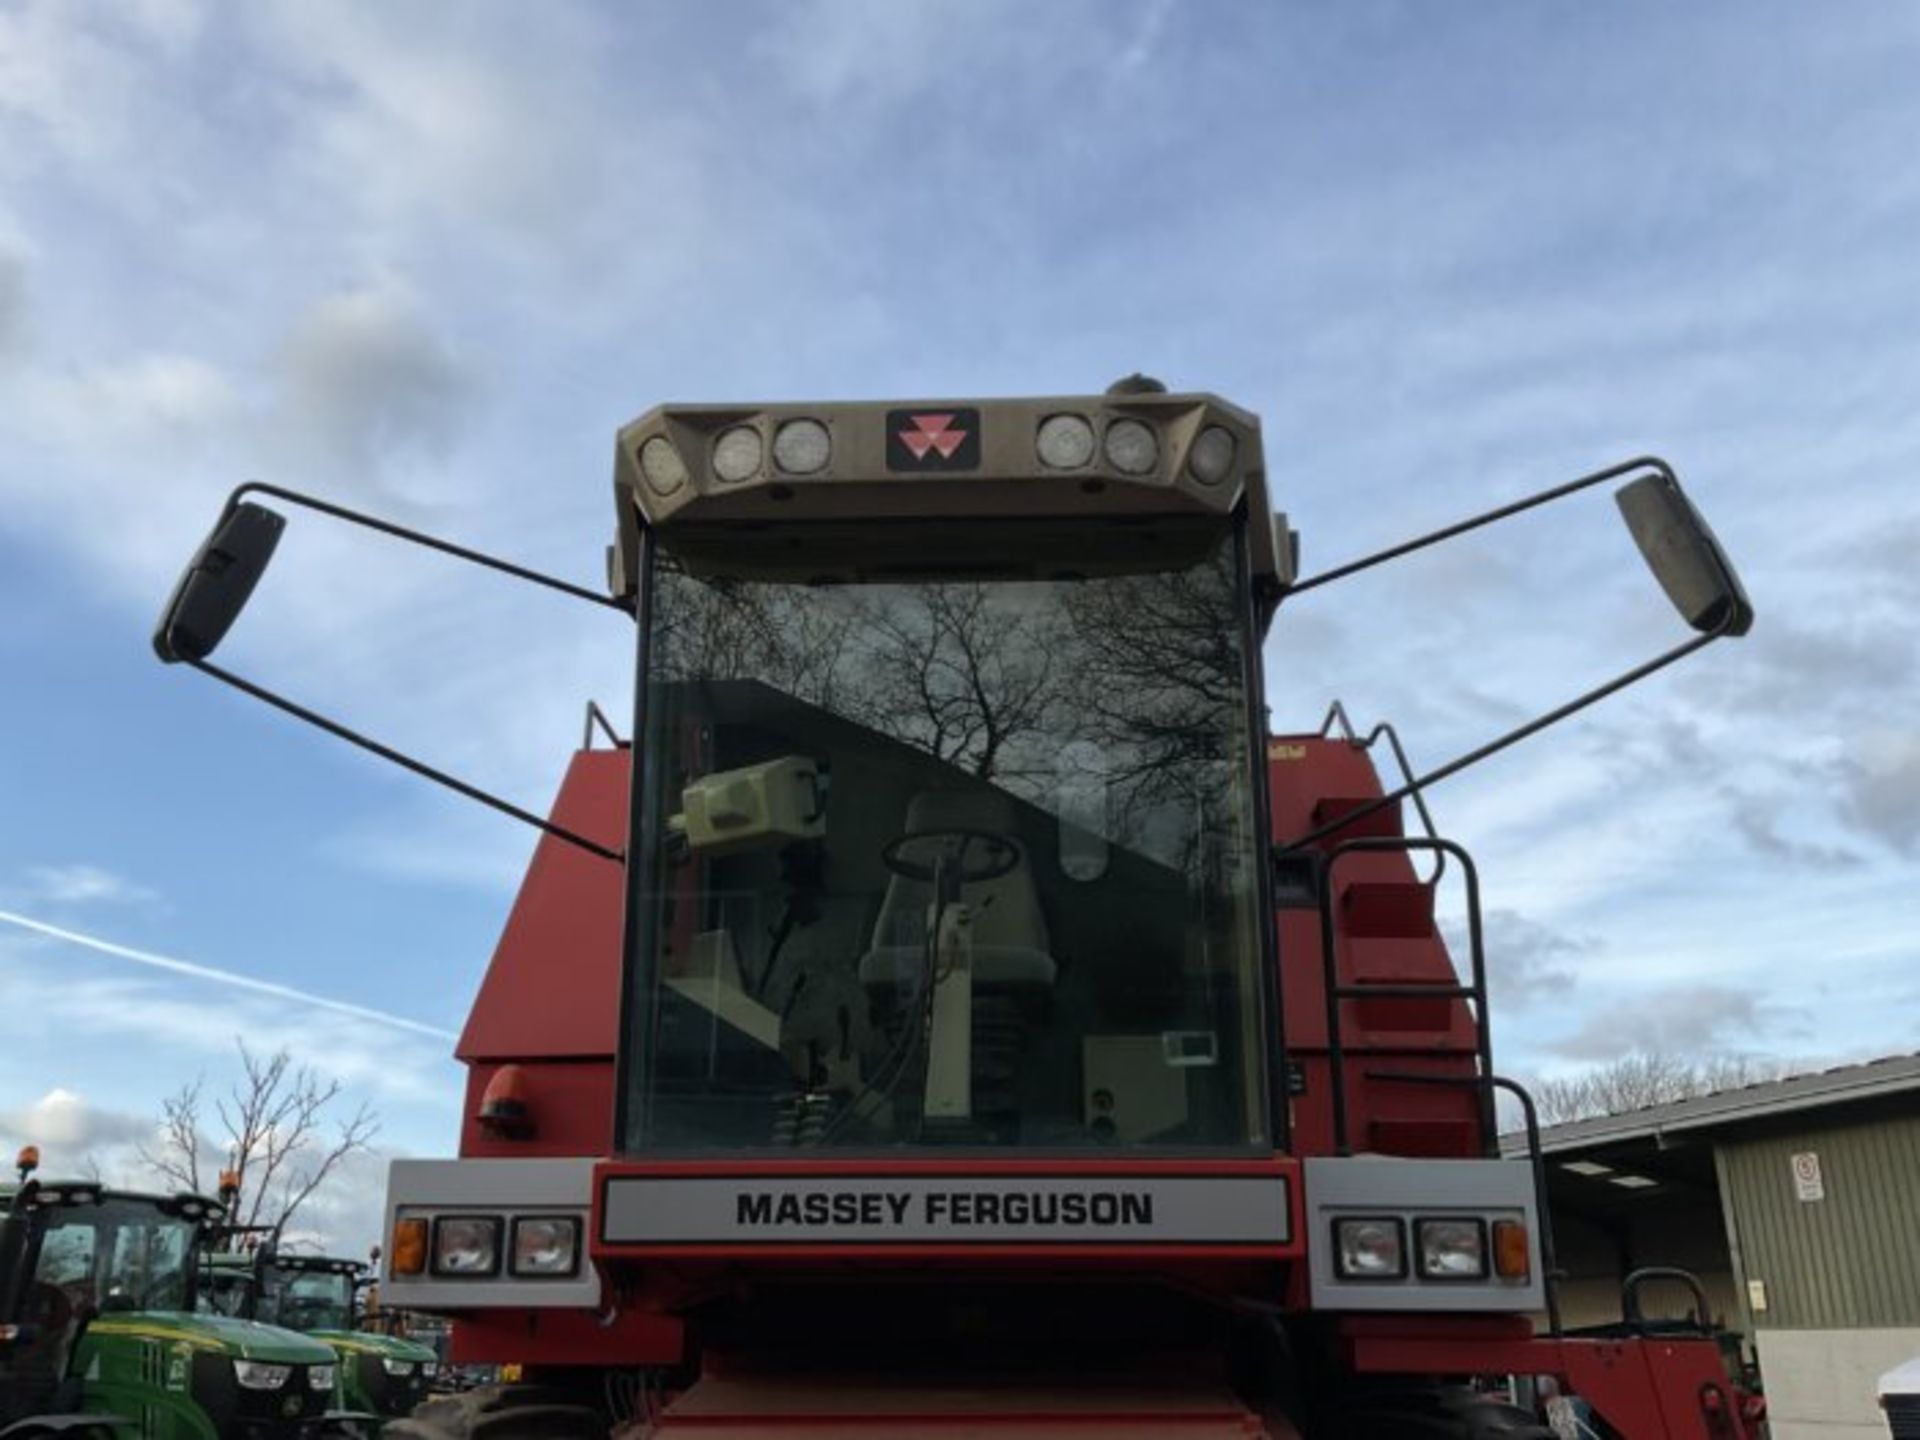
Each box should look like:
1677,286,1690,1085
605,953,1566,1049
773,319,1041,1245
880,828,1022,887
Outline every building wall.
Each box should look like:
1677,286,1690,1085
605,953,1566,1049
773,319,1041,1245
1753,1328,1920,1440
1719,1112,1920,1438
1718,1112,1920,1329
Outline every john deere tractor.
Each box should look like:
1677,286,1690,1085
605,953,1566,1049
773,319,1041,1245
203,1246,435,1433
1,1151,359,1439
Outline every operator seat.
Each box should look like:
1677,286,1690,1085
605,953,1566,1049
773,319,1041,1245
857,790,1057,994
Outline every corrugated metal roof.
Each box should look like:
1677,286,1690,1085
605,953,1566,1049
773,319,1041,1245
1501,1052,1920,1157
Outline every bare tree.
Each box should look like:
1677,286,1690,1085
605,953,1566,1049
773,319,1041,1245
138,1040,378,1239
842,584,1062,781
1532,1052,1800,1125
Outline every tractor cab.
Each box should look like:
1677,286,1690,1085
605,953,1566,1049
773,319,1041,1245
0,1155,347,1438
610,384,1289,1157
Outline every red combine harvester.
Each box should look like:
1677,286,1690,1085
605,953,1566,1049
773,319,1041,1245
157,379,1761,1437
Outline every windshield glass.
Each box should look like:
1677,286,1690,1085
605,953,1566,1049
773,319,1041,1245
623,519,1269,1152
263,1266,353,1331
35,1199,195,1313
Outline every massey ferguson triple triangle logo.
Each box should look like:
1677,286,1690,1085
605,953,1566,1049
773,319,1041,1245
887,407,981,472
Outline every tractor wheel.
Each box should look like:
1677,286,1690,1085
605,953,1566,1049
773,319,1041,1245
384,1384,608,1439
1323,1386,1557,1439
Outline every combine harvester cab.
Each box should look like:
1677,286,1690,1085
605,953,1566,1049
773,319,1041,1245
157,379,1760,1437
0,1151,355,1439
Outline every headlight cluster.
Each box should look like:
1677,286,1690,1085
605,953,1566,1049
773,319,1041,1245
233,1360,291,1391
381,1358,418,1378
640,419,837,495
1333,1215,1530,1283
308,1364,336,1392
1033,414,1236,485
402,1213,581,1280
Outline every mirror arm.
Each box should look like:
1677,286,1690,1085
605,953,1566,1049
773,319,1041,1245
1282,455,1671,597
231,482,634,615
1274,618,1727,854
188,655,625,866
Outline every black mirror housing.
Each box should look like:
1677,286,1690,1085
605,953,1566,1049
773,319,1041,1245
152,501,286,662
1616,474,1754,637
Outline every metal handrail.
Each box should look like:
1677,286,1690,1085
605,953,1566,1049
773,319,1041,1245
1311,705,1446,884
1316,836,1495,1154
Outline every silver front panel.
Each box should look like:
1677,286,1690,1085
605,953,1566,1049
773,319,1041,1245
1305,1157,1545,1313
602,1173,1291,1247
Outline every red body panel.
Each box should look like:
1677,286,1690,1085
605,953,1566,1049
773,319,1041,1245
643,1368,1275,1436
457,748,629,1064
449,1305,683,1369
1340,1318,1756,1439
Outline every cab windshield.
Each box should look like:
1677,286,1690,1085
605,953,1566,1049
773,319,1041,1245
623,518,1270,1152
34,1199,196,1313
263,1265,353,1332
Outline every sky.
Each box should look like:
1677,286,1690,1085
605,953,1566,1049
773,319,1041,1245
0,1,1915,1254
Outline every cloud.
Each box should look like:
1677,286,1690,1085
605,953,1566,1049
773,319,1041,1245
0,953,457,1110
0,1089,424,1258
0,908,454,1041
276,284,473,484
1837,728,1920,854
1550,982,1809,1062
15,864,158,906
1451,907,1596,1007
0,1089,154,1155
1722,787,1862,870
0,246,22,354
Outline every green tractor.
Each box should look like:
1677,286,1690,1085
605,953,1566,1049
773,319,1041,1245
201,1247,435,1433
1,1150,359,1438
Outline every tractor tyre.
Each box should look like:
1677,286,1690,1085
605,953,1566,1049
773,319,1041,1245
1323,1386,1557,1439
384,1384,607,1439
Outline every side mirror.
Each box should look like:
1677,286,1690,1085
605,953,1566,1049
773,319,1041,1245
1616,474,1754,636
152,501,286,663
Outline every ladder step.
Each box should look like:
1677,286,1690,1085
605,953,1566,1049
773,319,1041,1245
1309,795,1404,845
1341,880,1435,939
1367,1116,1480,1157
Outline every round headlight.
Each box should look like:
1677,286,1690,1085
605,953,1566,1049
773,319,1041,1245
773,419,831,475
1187,425,1236,485
1103,418,1159,475
637,438,688,497
713,426,764,484
1036,414,1095,470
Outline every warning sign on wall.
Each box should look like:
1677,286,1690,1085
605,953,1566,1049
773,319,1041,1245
1790,1151,1825,1202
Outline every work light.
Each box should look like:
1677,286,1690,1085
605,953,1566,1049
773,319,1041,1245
713,426,764,484
1036,414,1095,469
773,419,831,474
1102,418,1159,475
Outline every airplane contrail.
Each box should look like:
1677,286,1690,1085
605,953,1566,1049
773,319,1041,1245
0,909,458,1042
